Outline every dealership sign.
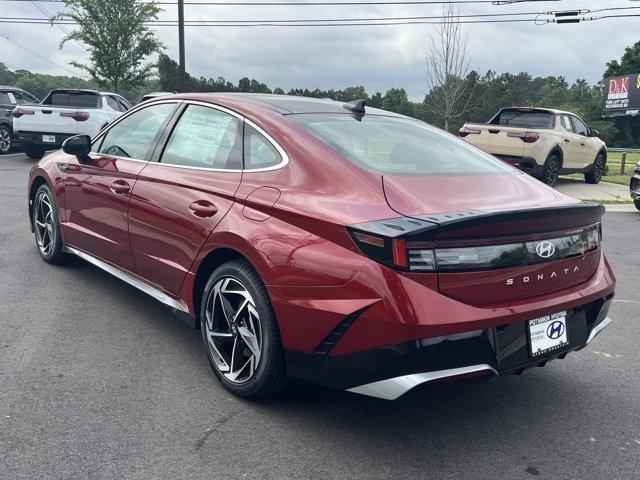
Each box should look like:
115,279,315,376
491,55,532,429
603,74,640,117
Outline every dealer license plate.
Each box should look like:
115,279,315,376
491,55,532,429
528,311,568,357
42,135,56,143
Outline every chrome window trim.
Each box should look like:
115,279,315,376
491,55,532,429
89,98,290,173
152,99,290,173
347,364,499,401
63,245,190,313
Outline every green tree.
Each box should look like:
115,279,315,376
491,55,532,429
381,88,414,116
54,0,163,92
604,40,640,79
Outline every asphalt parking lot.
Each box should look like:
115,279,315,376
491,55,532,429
1,152,639,480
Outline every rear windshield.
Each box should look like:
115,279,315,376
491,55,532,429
490,109,554,129
43,91,100,108
288,114,513,175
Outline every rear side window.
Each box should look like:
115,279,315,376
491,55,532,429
0,93,10,106
491,109,554,129
44,91,100,108
560,115,573,132
96,103,175,159
290,114,512,175
105,96,120,111
160,105,241,169
244,124,282,170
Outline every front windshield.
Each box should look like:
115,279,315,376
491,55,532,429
289,113,513,175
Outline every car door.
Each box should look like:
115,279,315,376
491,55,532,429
570,115,597,166
63,101,179,273
558,114,583,169
127,102,243,295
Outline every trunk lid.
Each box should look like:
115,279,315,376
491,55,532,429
382,173,603,304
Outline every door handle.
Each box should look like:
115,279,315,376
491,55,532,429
564,139,570,143
580,143,586,147
109,179,130,194
188,200,218,218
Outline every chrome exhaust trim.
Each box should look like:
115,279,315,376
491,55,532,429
346,364,498,401
586,316,613,344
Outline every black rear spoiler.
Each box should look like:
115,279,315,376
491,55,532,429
351,204,604,242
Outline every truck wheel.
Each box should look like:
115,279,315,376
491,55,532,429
542,153,561,187
585,154,605,184
24,145,46,159
0,125,12,154
635,199,640,212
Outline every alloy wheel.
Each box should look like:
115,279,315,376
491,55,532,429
34,191,55,256
545,158,560,186
0,127,11,153
593,157,605,182
204,276,262,384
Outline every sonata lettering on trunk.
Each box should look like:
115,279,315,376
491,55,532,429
506,266,580,286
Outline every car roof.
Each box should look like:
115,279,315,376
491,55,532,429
166,92,403,117
0,85,24,92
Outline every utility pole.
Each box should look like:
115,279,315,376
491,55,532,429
178,0,186,92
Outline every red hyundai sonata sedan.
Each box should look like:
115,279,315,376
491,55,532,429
27,94,615,400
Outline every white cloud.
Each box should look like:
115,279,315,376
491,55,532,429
1,0,637,97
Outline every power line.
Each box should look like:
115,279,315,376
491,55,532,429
2,5,638,26
0,11,553,23
0,0,566,5
0,28,79,74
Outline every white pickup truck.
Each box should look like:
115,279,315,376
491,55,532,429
460,107,607,187
12,89,132,158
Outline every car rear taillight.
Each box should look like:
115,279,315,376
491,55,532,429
348,222,601,273
11,107,34,118
60,111,90,121
507,131,540,143
459,126,481,138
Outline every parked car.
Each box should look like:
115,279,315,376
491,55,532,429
0,86,40,154
27,94,615,400
460,107,607,187
12,89,132,159
631,161,640,211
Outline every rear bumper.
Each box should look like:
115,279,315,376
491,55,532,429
286,295,614,399
16,131,74,148
494,154,543,176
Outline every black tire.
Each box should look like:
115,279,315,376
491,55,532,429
200,259,289,398
0,124,12,154
542,153,561,187
585,153,606,184
24,144,46,159
635,199,640,212
32,184,68,264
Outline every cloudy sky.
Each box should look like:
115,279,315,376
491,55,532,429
1,0,638,98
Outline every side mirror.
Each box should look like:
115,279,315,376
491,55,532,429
590,129,600,137
62,135,91,158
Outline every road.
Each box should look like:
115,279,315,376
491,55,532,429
1,152,639,480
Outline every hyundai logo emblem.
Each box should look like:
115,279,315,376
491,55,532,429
546,320,565,340
535,241,556,259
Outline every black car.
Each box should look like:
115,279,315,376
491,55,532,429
631,161,640,211
0,86,40,154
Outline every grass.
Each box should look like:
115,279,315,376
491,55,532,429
607,151,640,175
